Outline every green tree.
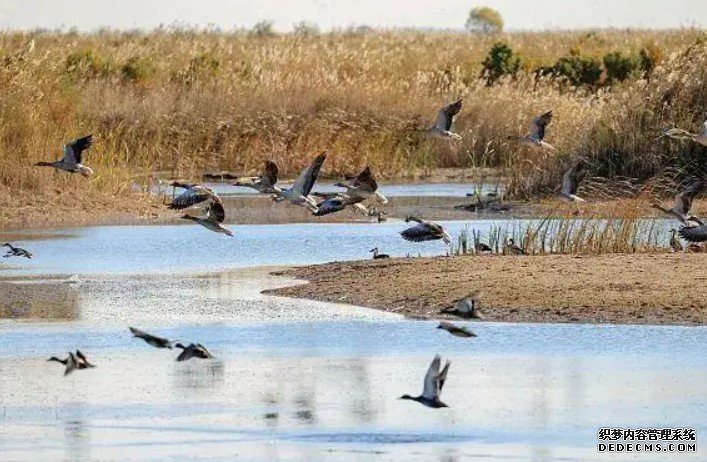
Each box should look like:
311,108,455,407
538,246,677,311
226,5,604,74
481,42,521,85
465,6,504,34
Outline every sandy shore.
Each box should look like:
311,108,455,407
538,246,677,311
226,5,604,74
268,253,707,325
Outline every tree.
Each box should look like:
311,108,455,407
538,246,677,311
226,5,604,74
481,42,521,85
466,6,504,34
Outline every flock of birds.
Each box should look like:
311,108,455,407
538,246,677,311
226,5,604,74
6,102,706,408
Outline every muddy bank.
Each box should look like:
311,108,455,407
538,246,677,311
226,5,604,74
267,253,707,325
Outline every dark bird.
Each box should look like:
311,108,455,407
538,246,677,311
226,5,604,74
233,160,280,194
475,242,492,253
181,202,233,236
168,182,222,210
652,180,704,225
313,194,368,216
2,243,33,259
437,321,476,338
401,216,451,245
35,134,94,177
559,159,589,211
398,355,451,408
440,291,483,319
505,238,526,255
334,166,388,203
426,99,463,140
678,222,707,243
129,326,172,349
48,350,95,376
507,110,555,150
369,247,390,259
175,343,213,361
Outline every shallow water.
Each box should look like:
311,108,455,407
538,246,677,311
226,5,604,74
1,272,705,461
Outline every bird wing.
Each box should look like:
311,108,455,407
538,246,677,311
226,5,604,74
314,197,345,216
561,161,585,196
674,180,704,216
263,161,279,188
176,347,192,361
679,224,707,242
64,352,77,376
529,110,553,142
454,297,473,313
196,343,212,357
400,223,438,242
438,361,450,392
293,152,327,196
421,355,442,400
62,134,93,164
169,186,212,210
435,99,463,131
351,166,378,192
207,202,226,223
129,326,148,337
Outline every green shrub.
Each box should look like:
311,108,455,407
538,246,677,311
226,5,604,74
603,51,641,84
551,50,602,87
481,42,522,86
66,49,111,79
251,20,276,37
174,53,220,86
121,56,155,83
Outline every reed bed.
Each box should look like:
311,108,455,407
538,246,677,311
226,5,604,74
0,28,704,210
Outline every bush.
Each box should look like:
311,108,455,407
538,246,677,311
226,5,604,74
551,50,602,87
174,53,220,86
603,51,641,84
251,20,276,37
66,49,111,79
121,56,155,83
293,21,319,37
481,42,522,86
639,43,663,77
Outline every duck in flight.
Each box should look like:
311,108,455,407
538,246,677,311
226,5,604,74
400,216,452,245
437,321,476,338
274,152,327,212
175,343,213,361
652,180,704,225
312,193,368,216
661,119,707,147
48,350,95,376
233,160,280,194
440,291,483,319
2,243,33,259
181,202,233,237
399,355,451,408
426,99,463,140
507,110,556,150
35,134,94,177
129,326,173,349
333,166,388,204
168,182,222,210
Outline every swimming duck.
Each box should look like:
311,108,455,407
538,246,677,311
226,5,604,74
35,134,94,177
400,216,451,245
437,321,476,338
129,326,172,349
369,247,390,259
175,343,213,361
2,243,33,259
440,291,483,319
398,355,451,408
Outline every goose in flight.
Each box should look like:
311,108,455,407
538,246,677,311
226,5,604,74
678,221,707,243
661,120,707,147
35,134,94,177
129,326,173,349
507,110,555,150
2,243,33,259
426,99,463,140
168,182,222,210
440,291,483,319
560,159,589,211
233,161,281,194
275,152,327,212
400,216,452,245
437,321,476,338
334,166,388,204
313,193,368,216
48,350,95,376
181,202,233,237
398,355,451,408
652,180,704,225
175,343,213,361
369,247,390,259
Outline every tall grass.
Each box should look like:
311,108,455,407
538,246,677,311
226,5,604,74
0,28,704,205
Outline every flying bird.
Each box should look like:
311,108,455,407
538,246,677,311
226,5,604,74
440,291,483,319
400,216,452,245
334,166,388,204
175,343,213,361
437,321,476,338
35,134,94,177
2,243,33,259
168,182,222,210
48,350,95,376
398,355,451,408
507,110,556,150
426,99,463,140
275,152,327,212
678,222,707,243
560,159,589,211
181,202,233,237
129,326,173,349
661,119,707,147
233,161,280,194
313,193,368,216
652,180,704,225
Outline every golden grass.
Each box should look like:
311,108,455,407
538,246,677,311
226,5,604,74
0,28,704,204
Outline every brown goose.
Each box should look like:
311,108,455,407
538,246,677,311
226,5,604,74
35,135,94,177
48,350,95,376
175,343,213,361
181,202,233,237
168,182,222,210
652,180,704,225
369,247,390,259
440,291,483,319
398,355,451,408
437,321,476,338
233,161,281,194
334,166,388,204
400,216,451,245
426,99,463,140
661,120,707,147
129,326,173,349
559,159,589,208
505,238,526,255
507,110,555,150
